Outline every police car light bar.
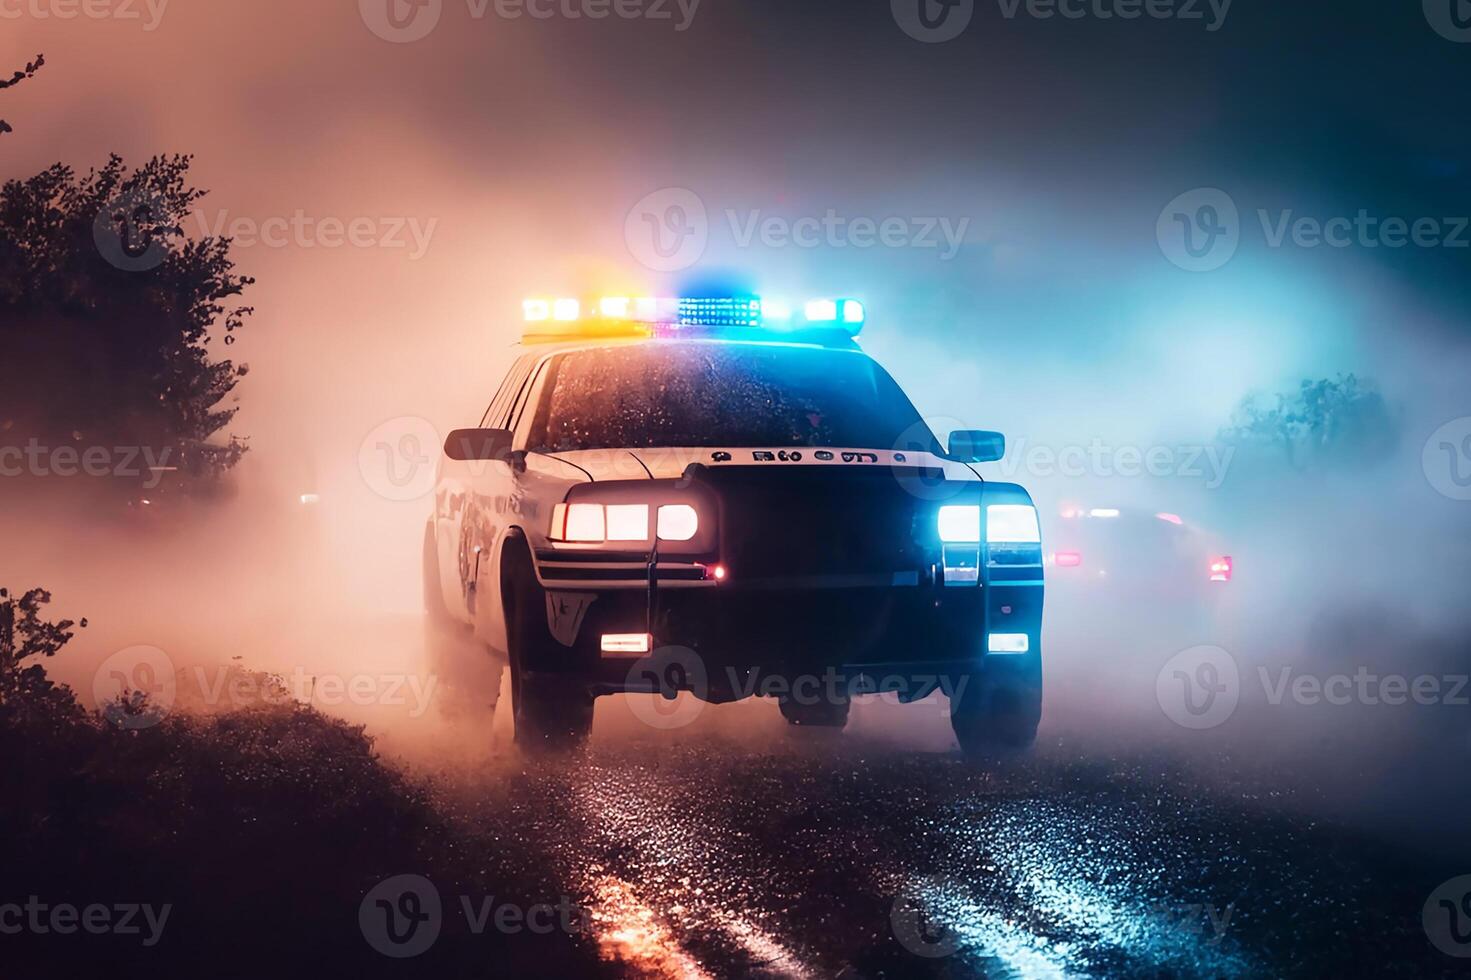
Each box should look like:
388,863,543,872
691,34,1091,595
520,294,865,340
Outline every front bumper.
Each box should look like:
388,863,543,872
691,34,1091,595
531,552,1042,698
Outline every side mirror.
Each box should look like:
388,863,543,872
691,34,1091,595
443,428,514,462
947,430,1006,463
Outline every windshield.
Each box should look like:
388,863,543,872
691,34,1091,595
526,342,938,452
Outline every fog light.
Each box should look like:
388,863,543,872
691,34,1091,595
988,633,1029,654
601,633,651,655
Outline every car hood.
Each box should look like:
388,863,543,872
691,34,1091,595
536,446,983,483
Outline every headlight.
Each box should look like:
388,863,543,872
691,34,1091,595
986,504,1040,544
605,504,650,541
551,502,699,543
937,505,981,543
656,504,699,541
560,503,607,542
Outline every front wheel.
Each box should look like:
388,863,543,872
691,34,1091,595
949,658,1042,755
503,540,594,750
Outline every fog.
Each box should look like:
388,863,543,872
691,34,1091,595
3,0,1469,865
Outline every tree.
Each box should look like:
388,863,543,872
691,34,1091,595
0,587,85,720
1219,374,1399,471
0,54,43,136
0,154,253,488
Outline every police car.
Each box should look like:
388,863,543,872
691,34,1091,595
424,296,1044,752
1044,504,1235,646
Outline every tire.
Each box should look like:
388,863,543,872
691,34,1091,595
503,539,594,750
950,659,1042,755
778,696,850,729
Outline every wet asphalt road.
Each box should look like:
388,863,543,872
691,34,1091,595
30,568,1468,980
426,735,1457,979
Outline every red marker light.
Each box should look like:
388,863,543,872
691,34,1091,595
1055,551,1083,568
1209,555,1233,582
711,564,727,582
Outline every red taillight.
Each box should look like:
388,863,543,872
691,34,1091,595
1209,555,1233,582
1055,551,1083,568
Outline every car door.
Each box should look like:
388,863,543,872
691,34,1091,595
435,352,540,623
